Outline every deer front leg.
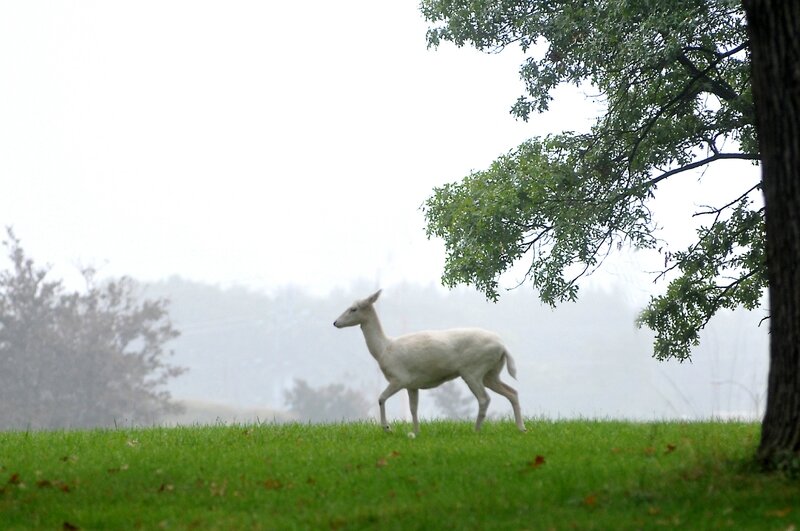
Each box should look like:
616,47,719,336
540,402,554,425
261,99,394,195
378,382,403,433
408,388,420,435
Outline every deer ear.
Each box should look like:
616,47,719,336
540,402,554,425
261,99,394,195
366,289,382,304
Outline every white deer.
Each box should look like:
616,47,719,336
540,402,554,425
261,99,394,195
333,289,526,434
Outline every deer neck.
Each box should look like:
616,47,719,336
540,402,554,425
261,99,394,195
360,308,390,361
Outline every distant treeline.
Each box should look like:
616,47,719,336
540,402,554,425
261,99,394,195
146,277,769,423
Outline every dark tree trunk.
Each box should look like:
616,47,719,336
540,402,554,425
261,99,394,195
743,0,800,468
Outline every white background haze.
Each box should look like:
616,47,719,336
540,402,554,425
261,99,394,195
0,1,767,423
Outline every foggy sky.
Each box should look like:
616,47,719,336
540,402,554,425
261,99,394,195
0,1,581,295
0,2,767,426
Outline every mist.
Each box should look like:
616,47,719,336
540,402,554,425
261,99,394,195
147,278,768,425
0,1,769,430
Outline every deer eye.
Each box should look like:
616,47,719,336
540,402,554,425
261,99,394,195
349,307,357,313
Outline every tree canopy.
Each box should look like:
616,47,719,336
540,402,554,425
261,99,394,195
421,0,764,361
0,229,184,429
284,379,371,423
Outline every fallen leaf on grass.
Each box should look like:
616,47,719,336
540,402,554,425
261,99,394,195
583,494,597,507
329,516,347,530
766,507,792,518
263,479,283,490
527,455,546,469
8,473,21,485
376,451,402,469
665,444,677,454
680,467,705,481
209,481,227,497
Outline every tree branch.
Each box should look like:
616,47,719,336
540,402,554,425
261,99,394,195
625,41,750,172
677,52,740,101
647,152,760,188
693,183,762,217
718,41,750,59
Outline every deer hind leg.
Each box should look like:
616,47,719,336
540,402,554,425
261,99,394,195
484,375,526,432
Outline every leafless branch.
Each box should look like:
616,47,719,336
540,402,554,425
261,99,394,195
693,183,762,217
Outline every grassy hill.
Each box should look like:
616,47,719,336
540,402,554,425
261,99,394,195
0,420,797,530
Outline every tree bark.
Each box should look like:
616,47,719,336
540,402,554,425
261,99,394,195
743,0,800,467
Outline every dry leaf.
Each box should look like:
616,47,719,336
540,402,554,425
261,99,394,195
665,444,677,454
766,507,792,518
263,479,283,490
209,480,227,497
583,494,597,507
8,473,21,485
527,455,546,469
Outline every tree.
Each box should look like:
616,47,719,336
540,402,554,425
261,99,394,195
0,229,184,429
741,0,800,469
432,381,474,420
419,1,797,466
284,379,371,423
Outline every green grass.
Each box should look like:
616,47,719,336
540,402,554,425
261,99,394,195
0,420,797,530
